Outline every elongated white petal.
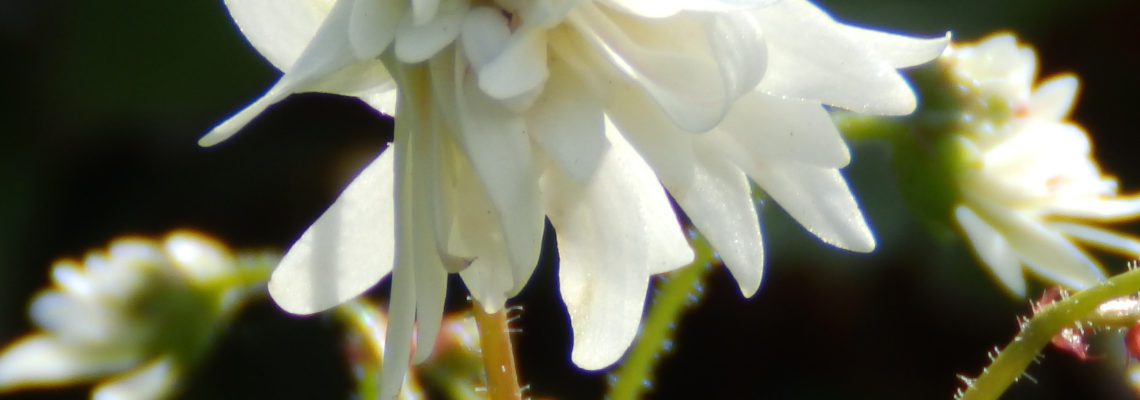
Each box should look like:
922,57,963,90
1049,221,1140,259
408,118,449,364
478,29,550,100
754,0,939,115
527,59,608,183
224,0,333,70
966,195,1105,289
203,0,390,146
598,0,776,19
1028,75,1078,121
1045,196,1140,221
268,149,395,315
30,292,118,344
717,92,850,167
380,132,418,400
91,357,178,400
611,90,763,294
955,205,1025,296
676,139,764,296
349,0,403,59
544,118,692,370
737,159,875,252
570,5,734,133
0,335,137,390
453,78,544,289
394,3,466,63
834,25,950,68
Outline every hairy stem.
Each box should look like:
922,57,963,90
608,233,715,400
960,267,1140,400
473,301,522,400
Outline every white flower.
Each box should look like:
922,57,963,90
945,34,1140,296
204,0,946,395
0,232,257,399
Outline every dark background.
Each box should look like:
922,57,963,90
2,0,1139,398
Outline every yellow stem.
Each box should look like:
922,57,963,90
472,301,523,400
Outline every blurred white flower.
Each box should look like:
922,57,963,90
0,231,265,399
944,34,1140,296
204,0,946,395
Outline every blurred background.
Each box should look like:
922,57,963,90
2,0,1139,398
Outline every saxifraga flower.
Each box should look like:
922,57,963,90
203,0,947,395
943,34,1140,296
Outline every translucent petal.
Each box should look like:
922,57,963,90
268,149,395,315
91,357,178,400
675,139,764,296
753,0,941,115
394,2,466,63
527,59,608,183
223,0,334,70
1029,74,1078,122
0,335,136,390
408,121,448,364
30,292,118,344
203,0,393,146
164,232,231,282
452,77,544,288
955,205,1026,296
544,118,692,369
966,195,1106,289
1046,196,1140,221
716,93,850,167
1050,221,1140,259
349,0,403,59
611,90,762,295
736,159,874,252
834,25,950,68
379,134,418,399
570,5,738,132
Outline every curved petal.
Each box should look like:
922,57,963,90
394,2,467,63
1029,74,1078,122
527,58,608,183
1049,221,1140,259
268,148,395,315
717,92,850,168
966,194,1106,289
452,76,544,291
349,0,404,59
544,118,692,370
569,5,742,133
203,0,395,146
0,335,137,391
955,205,1025,296
224,0,334,70
91,357,179,400
611,90,763,295
753,0,942,115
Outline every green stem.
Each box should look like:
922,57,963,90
608,233,715,400
959,267,1140,400
473,301,523,400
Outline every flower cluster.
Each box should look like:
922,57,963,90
942,34,1140,296
0,232,267,399
205,0,947,396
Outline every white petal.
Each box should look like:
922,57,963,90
966,195,1106,289
268,148,396,315
716,92,850,167
203,0,392,146
30,292,118,344
452,77,544,290
954,205,1025,296
1029,74,1078,121
834,25,950,68
598,0,774,18
477,29,550,100
738,160,875,252
223,0,333,70
394,2,466,63
91,357,179,400
1049,221,1140,259
676,139,764,296
1046,196,1140,221
706,12,768,102
407,122,449,364
543,118,693,370
569,5,736,132
164,231,232,282
380,133,418,400
527,59,608,183
411,0,441,26
753,0,931,115
349,0,403,59
0,335,136,390
611,91,763,295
